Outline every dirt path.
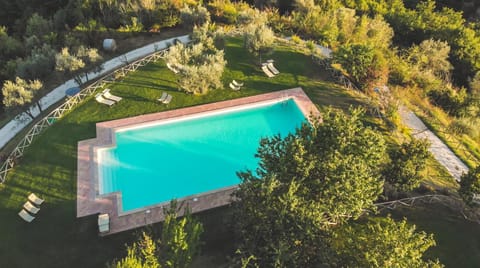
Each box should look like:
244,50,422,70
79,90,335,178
399,106,469,181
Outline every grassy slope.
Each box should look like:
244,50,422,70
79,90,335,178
0,38,363,267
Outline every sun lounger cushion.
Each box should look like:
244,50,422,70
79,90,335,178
262,65,275,78
19,209,35,222
162,94,173,104
229,83,241,91
24,201,40,214
232,80,244,87
157,92,168,102
267,63,280,75
95,94,115,106
28,193,44,206
103,89,122,102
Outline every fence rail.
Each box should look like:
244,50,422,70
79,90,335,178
0,47,171,183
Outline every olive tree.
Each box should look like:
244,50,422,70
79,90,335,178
244,22,275,64
2,77,43,119
55,46,102,85
165,25,226,94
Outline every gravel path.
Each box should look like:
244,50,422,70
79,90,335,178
0,34,189,150
399,106,469,181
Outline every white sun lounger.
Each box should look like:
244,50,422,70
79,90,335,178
267,63,280,75
23,201,40,214
262,65,276,78
28,193,44,206
98,213,110,233
232,80,244,87
19,209,35,222
95,94,115,106
167,63,179,74
229,82,241,91
157,92,168,102
162,94,173,104
102,89,122,102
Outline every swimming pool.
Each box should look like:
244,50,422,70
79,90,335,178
98,99,307,212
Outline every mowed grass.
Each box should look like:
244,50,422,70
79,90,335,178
0,37,364,267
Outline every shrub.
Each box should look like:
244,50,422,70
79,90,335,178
180,5,210,28
427,87,468,117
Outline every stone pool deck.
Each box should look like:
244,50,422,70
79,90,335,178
77,87,320,235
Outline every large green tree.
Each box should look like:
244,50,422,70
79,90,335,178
331,216,442,267
382,139,431,193
111,201,203,268
233,107,387,266
333,43,388,91
2,77,43,119
165,23,226,94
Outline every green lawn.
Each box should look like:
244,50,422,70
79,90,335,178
0,37,475,268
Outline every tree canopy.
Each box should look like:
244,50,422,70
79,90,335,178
233,107,387,266
331,216,442,268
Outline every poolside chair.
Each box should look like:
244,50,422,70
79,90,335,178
261,65,276,78
98,213,110,233
95,94,115,106
23,201,40,214
162,94,173,104
19,209,35,222
229,82,241,91
166,63,179,74
266,62,280,75
232,80,244,87
102,89,122,102
157,92,168,102
28,193,44,206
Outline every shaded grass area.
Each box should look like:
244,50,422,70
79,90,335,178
0,37,365,267
388,203,480,268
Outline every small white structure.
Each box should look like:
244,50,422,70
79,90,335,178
98,213,110,233
103,39,117,52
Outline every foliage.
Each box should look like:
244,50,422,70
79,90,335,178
407,39,452,86
112,232,159,268
459,166,480,206
112,201,203,268
470,71,480,95
2,77,43,119
55,45,102,85
180,5,211,28
382,139,431,193
165,25,226,94
160,202,204,268
331,216,443,267
16,44,56,80
243,22,275,63
233,107,386,266
208,0,239,24
333,43,388,90
118,17,144,33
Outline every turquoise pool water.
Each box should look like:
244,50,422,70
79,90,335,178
99,99,307,212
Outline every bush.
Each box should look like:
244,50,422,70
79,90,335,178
16,44,56,80
427,87,469,116
180,5,210,28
